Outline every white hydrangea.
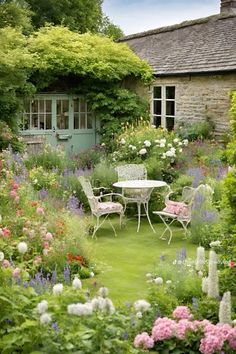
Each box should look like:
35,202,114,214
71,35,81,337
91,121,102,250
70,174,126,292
53,283,63,295
67,302,93,316
136,311,143,318
72,277,82,290
132,146,137,151
134,300,151,313
160,138,166,144
128,144,133,149
0,251,4,262
139,148,147,155
166,150,175,157
37,300,48,314
209,240,221,248
167,143,172,148
17,242,28,254
40,313,52,325
161,153,166,159
98,287,109,298
120,138,126,145
144,140,151,147
154,277,163,285
183,139,188,146
173,138,179,144
179,148,183,153
178,142,183,146
155,139,160,143
160,143,165,148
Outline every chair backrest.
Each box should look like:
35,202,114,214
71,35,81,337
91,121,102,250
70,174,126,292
115,164,147,181
78,176,99,213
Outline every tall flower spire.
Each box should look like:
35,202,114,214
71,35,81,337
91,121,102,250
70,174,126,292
207,250,219,298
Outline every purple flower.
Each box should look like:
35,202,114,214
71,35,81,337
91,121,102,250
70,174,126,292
186,167,204,187
67,196,84,215
39,188,48,200
63,265,70,283
51,322,59,332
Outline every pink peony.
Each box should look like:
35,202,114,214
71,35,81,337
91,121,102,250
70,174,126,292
36,207,45,215
2,259,11,268
2,227,11,238
152,317,176,341
12,183,19,190
227,327,236,350
134,332,154,349
12,267,21,278
43,241,49,249
44,232,53,241
172,306,192,320
199,334,224,354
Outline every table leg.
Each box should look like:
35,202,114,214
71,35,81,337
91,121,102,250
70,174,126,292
137,202,141,232
143,201,156,233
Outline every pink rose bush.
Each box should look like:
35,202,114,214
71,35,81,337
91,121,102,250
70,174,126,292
134,306,236,353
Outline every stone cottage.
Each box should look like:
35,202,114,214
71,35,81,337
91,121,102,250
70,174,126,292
120,0,236,134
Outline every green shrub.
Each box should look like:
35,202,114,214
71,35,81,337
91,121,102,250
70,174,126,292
175,119,214,141
0,121,24,152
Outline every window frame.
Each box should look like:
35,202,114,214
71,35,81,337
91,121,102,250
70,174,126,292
151,85,176,130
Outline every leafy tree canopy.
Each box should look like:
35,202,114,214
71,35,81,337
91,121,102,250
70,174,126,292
0,1,33,33
28,26,152,86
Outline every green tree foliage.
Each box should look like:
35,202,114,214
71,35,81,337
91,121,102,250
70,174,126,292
27,0,103,33
28,26,152,86
99,15,124,40
0,1,33,33
0,27,34,128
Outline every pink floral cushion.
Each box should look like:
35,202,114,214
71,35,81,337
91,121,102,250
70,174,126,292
163,201,189,217
98,202,123,213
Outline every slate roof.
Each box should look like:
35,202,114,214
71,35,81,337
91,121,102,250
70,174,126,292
119,14,236,76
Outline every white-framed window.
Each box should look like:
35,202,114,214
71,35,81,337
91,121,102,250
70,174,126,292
21,99,52,131
152,85,175,130
73,98,93,130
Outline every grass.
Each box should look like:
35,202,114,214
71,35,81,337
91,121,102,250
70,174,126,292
85,217,197,306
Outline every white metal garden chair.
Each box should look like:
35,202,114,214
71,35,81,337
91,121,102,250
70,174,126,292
79,176,124,238
115,164,148,212
153,185,196,244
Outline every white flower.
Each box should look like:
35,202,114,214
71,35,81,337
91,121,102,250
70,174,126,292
37,300,48,314
170,147,176,152
146,273,153,279
136,311,143,318
132,146,137,151
232,319,236,326
161,153,166,159
166,150,175,157
0,251,4,262
219,291,232,325
98,287,109,298
198,271,203,277
67,302,93,316
178,142,183,146
33,179,38,184
160,138,166,144
173,138,179,143
103,298,115,314
160,143,165,148
155,139,160,143
120,138,126,145
183,139,189,146
40,313,52,325
0,215,2,224
72,277,82,290
139,148,147,155
166,280,172,285
144,140,151,147
101,143,106,146
179,148,183,153
196,246,205,271
207,251,219,298
128,144,133,149
202,277,208,294
154,277,163,285
53,283,63,295
151,125,156,128
17,242,28,254
209,241,221,248
0,229,2,236
134,300,151,313
90,271,95,277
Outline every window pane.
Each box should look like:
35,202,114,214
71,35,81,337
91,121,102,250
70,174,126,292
62,100,69,113
39,100,44,113
74,113,79,129
166,101,175,116
80,100,86,112
166,86,175,99
87,114,92,129
80,113,86,129
39,114,44,129
32,114,39,129
32,100,38,113
46,114,52,129
22,114,30,130
46,100,52,113
154,100,161,115
74,99,79,113
166,117,175,131
154,116,161,128
153,87,161,99
57,100,69,129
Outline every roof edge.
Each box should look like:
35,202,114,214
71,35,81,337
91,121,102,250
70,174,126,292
154,68,236,77
118,13,236,42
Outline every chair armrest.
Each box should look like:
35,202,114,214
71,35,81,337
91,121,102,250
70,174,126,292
98,193,125,202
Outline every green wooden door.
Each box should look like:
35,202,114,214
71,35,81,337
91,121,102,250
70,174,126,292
20,94,98,154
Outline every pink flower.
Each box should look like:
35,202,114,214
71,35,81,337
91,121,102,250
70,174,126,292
10,190,17,198
36,207,45,215
227,327,236,350
175,319,193,339
2,259,11,268
200,334,224,354
12,267,21,278
134,332,154,349
43,241,49,249
2,227,11,238
172,306,192,320
44,232,53,241
12,183,19,190
152,317,176,341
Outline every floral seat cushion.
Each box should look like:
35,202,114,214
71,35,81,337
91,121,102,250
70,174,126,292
163,201,189,217
98,202,123,213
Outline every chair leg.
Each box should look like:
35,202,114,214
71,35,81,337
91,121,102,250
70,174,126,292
158,216,175,245
92,216,99,239
179,220,190,239
137,203,141,232
107,216,117,237
119,212,124,229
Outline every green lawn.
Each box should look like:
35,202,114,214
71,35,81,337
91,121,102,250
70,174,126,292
85,217,197,305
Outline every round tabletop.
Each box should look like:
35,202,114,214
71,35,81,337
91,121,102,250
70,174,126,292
113,180,167,189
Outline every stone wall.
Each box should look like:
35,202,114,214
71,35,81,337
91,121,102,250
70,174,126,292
152,73,236,135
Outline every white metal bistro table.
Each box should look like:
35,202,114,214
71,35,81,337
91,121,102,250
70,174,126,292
113,180,167,233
